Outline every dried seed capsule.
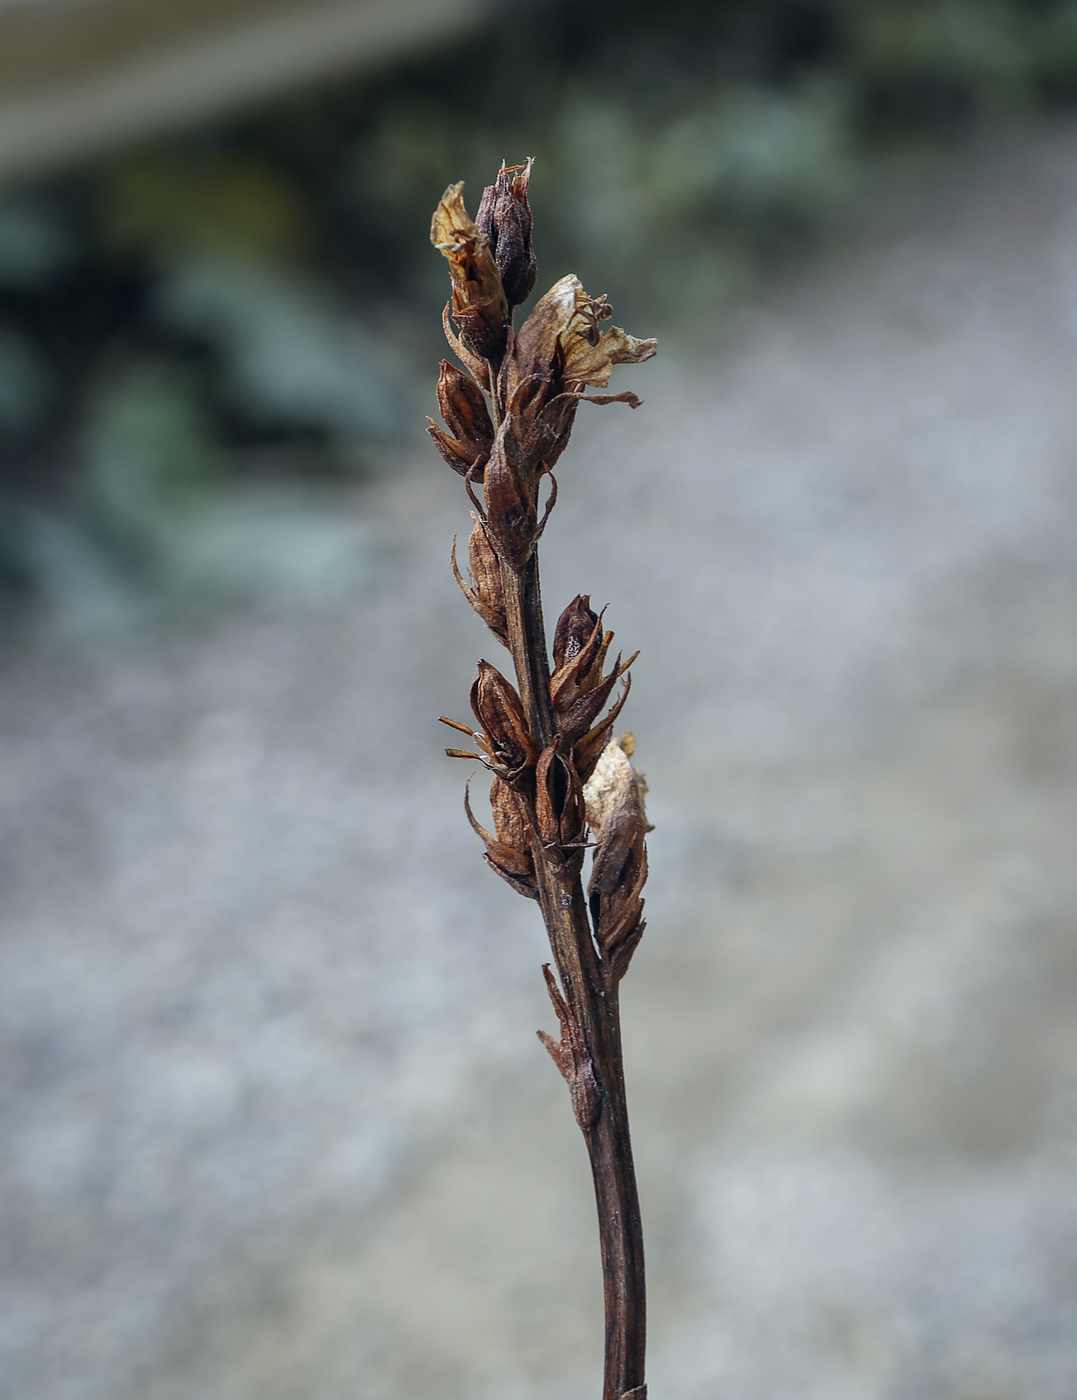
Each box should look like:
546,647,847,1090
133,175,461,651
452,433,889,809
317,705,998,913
551,595,611,714
552,594,601,670
490,775,531,854
470,660,538,786
436,360,494,467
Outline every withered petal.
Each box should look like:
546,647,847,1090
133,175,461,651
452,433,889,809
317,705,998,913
579,391,644,408
429,181,473,249
512,274,584,384
562,323,658,390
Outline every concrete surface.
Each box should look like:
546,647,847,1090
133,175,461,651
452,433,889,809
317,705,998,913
4,126,1077,1398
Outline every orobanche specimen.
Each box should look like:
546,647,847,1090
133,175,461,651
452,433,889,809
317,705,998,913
430,161,655,1400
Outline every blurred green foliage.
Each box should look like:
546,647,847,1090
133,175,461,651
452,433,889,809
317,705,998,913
3,0,1077,626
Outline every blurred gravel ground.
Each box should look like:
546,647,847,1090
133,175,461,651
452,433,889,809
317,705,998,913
4,126,1077,1400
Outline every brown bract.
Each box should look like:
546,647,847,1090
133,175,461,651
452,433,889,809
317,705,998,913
537,964,600,1129
535,744,586,879
431,182,510,361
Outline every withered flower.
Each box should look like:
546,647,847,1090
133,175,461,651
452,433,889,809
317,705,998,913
431,182,510,361
552,593,602,670
550,595,637,750
551,595,611,714
498,274,658,480
476,159,537,307
513,274,657,392
583,736,650,982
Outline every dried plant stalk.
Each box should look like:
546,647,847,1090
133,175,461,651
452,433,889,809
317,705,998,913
431,161,656,1400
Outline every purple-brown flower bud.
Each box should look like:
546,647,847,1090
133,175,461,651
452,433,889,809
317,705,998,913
431,182,509,362
476,159,538,308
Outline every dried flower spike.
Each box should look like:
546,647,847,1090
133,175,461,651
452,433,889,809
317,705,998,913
431,165,655,1400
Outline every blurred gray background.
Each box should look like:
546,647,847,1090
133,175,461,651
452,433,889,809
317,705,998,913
3,3,1077,1397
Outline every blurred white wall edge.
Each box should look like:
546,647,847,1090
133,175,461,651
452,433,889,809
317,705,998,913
0,0,491,183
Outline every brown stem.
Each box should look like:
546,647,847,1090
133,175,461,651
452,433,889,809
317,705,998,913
502,547,647,1400
500,554,553,746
